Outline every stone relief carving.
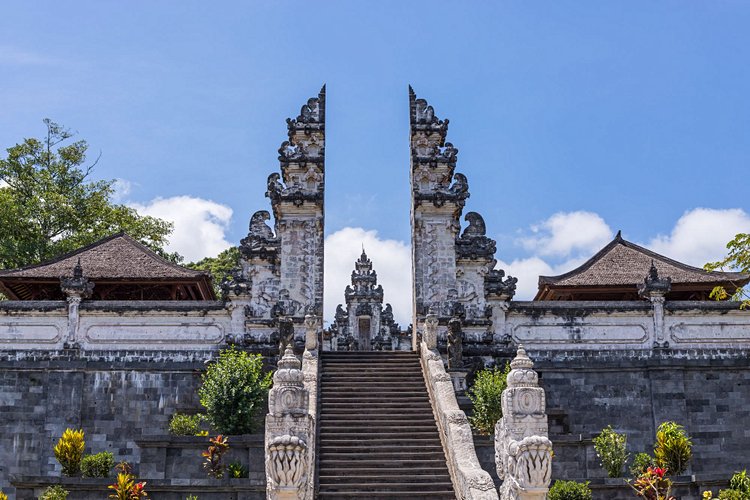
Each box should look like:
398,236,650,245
456,212,497,260
485,269,518,300
267,434,308,494
447,315,464,369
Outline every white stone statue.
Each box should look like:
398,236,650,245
495,345,553,500
265,347,313,499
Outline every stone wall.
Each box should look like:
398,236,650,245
0,347,269,499
469,347,750,498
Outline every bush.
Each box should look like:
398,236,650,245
39,485,69,500
705,471,750,500
108,462,147,499
169,413,204,436
198,347,272,434
468,363,510,435
548,480,592,500
53,428,85,476
630,466,673,499
202,434,229,478
0,490,7,500
654,421,692,475
593,425,629,478
228,461,249,478
729,470,750,495
630,452,655,477
81,451,115,478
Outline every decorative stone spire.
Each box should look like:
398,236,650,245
638,260,672,298
495,345,552,500
60,259,94,299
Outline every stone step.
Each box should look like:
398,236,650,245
319,445,444,454
318,351,453,497
320,451,447,461
321,406,432,418
320,396,431,403
319,473,451,484
320,439,443,448
318,466,447,475
318,482,454,493
320,418,437,427
319,430,440,439
318,492,455,499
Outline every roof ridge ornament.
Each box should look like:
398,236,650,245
639,260,672,298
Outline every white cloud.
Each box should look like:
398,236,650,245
0,179,7,188
325,227,411,327
0,45,61,66
129,196,233,262
111,178,132,202
644,208,750,268
520,211,613,258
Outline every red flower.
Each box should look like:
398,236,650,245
650,467,666,478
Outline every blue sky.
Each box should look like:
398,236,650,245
2,1,749,324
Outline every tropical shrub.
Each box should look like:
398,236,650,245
228,461,249,478
654,421,692,475
39,485,69,500
468,363,510,435
202,435,230,478
729,470,750,495
704,470,750,500
593,425,629,478
53,428,85,476
80,451,115,478
631,453,656,477
168,413,204,436
630,466,675,500
703,490,745,500
198,347,272,434
548,480,592,500
108,462,147,499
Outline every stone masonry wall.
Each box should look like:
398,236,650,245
0,350,213,498
471,348,750,491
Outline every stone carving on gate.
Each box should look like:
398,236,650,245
265,346,314,499
495,346,552,500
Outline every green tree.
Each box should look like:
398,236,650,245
198,347,271,434
468,363,511,435
186,246,240,296
0,119,175,269
705,233,750,309
593,425,629,478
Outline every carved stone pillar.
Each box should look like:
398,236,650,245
304,314,318,352
423,312,439,349
495,346,552,500
221,270,251,345
265,347,314,500
60,260,93,349
638,262,671,348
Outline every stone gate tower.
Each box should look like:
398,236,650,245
331,249,403,351
227,87,326,351
409,87,517,352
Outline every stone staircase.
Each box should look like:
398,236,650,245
317,351,456,498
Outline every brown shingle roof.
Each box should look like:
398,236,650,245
0,233,206,280
538,231,748,288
